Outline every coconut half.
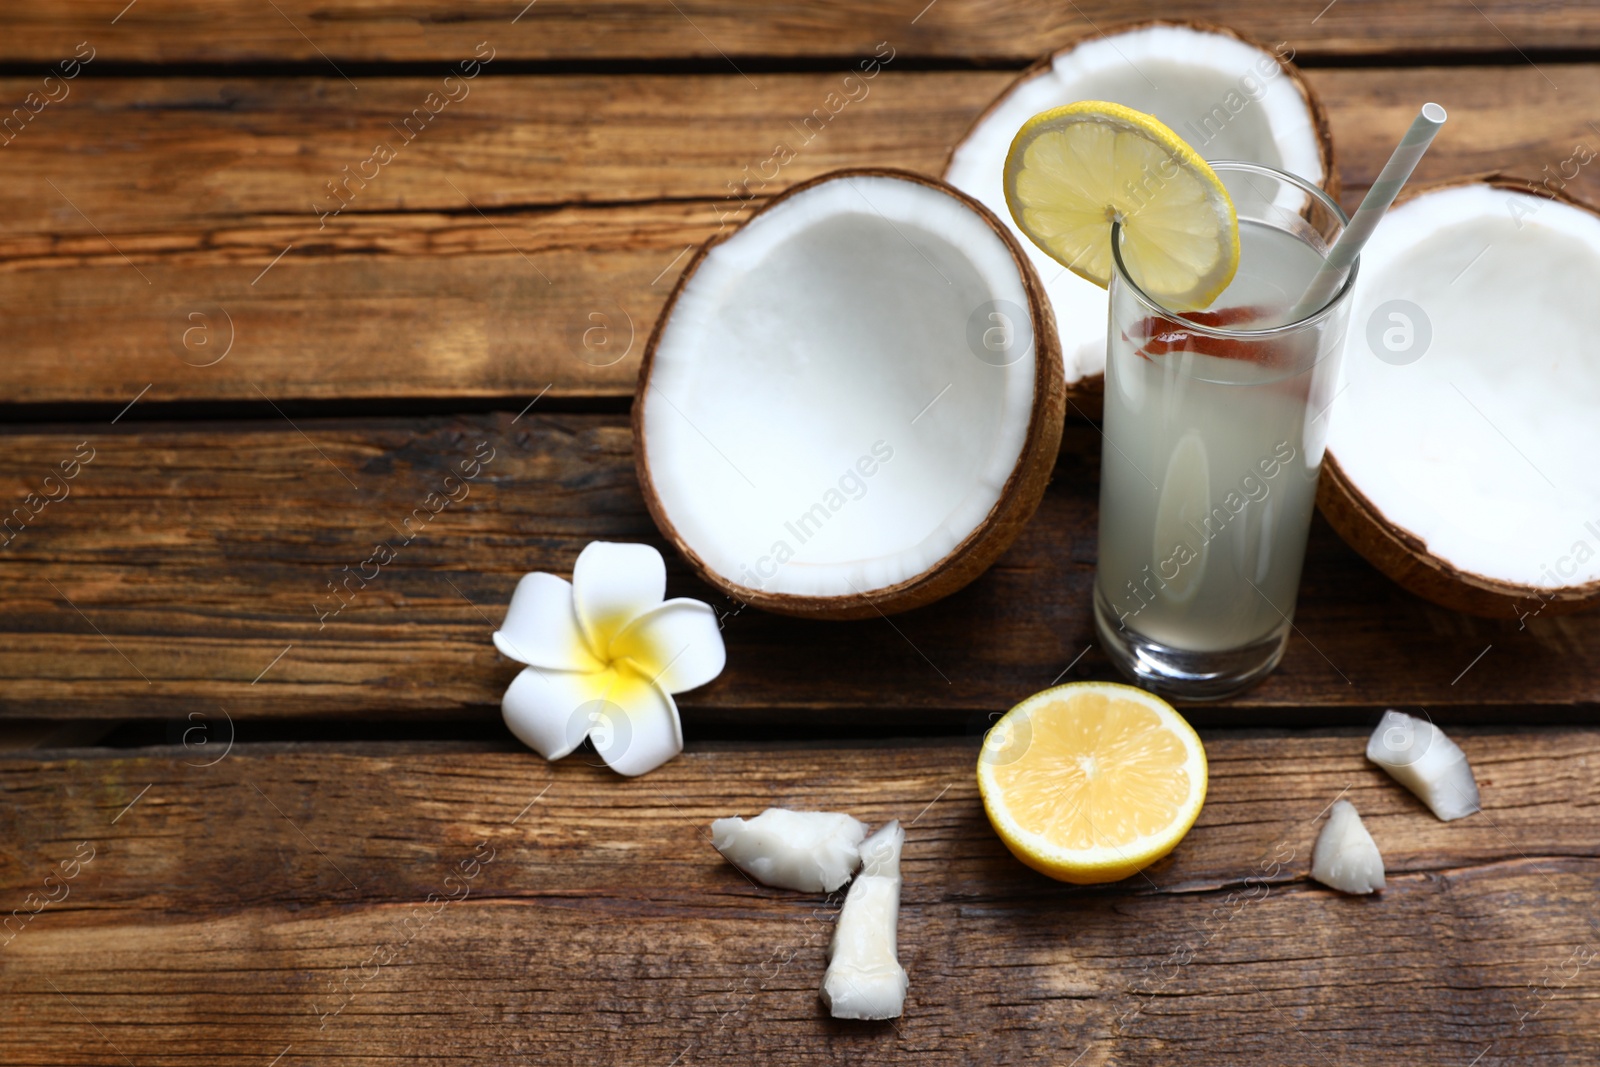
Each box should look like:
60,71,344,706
1320,177,1600,617
635,168,1064,619
944,20,1337,412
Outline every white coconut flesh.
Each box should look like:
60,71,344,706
1311,799,1386,895
1365,709,1480,822
1327,183,1600,597
945,23,1327,386
641,174,1040,601
710,808,868,892
822,820,908,1020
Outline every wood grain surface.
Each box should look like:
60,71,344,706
2,66,1598,404
0,732,1595,1065
4,1,1599,64
0,418,1589,723
3,1,1596,1064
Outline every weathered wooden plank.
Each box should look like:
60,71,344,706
2,732,1593,908
0,734,1595,1064
1,66,1595,404
0,415,1592,721
4,67,1592,237
2,0,1595,64
0,72,1000,238
0,205,693,405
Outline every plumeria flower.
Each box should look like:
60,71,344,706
494,541,727,776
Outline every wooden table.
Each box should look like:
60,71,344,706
2,4,1597,1063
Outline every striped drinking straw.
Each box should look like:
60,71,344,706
1288,102,1448,321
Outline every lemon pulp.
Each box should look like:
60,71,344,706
1002,100,1239,311
977,681,1208,884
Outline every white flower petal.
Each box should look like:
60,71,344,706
493,572,605,671
501,665,612,761
502,664,685,778
572,541,666,656
586,669,684,777
611,598,727,694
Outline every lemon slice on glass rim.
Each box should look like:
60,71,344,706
977,681,1208,884
1003,100,1239,311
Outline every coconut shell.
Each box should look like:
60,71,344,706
634,167,1066,620
942,18,1340,419
1317,174,1600,619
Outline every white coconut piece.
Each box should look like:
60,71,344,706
1365,710,1481,821
636,168,1064,619
822,821,908,1020
1311,799,1386,894
1320,179,1600,617
710,808,867,892
945,21,1333,398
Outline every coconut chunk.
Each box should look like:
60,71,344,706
822,821,908,1020
1366,710,1481,821
1311,800,1386,895
710,808,867,892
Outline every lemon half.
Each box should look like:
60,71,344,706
977,681,1208,884
1002,101,1239,311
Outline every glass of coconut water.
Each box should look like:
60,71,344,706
1094,161,1356,700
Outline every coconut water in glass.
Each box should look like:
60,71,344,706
1093,161,1356,700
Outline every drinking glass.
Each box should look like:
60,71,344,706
1093,161,1356,700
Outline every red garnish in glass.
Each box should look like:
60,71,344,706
1128,305,1280,364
